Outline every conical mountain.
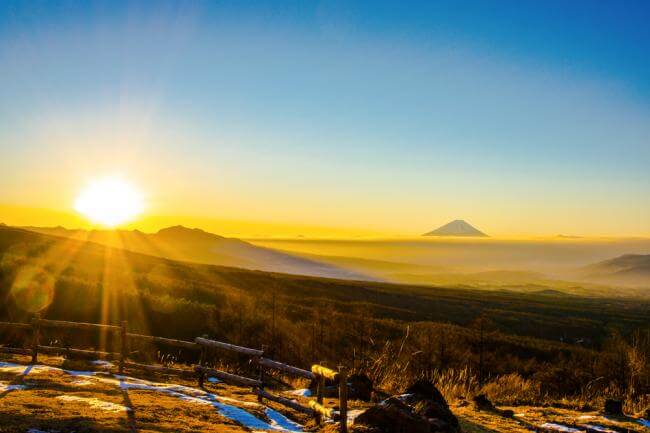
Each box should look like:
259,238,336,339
423,220,488,237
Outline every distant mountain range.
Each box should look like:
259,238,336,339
15,224,650,291
423,220,488,237
22,225,373,281
581,254,650,286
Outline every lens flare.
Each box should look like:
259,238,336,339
11,266,55,313
75,177,144,227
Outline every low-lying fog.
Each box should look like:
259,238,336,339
249,237,650,290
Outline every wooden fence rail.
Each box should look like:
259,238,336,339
0,317,349,433
37,318,121,332
257,357,315,380
195,337,264,356
37,345,121,360
0,321,31,330
195,365,262,388
128,333,200,350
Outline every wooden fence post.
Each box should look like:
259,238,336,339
31,313,41,364
316,361,325,425
338,365,348,433
257,345,266,403
197,334,208,387
119,321,128,374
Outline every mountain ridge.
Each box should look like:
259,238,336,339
20,225,374,281
580,253,650,287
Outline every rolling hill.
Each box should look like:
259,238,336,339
2,225,650,416
1,225,649,346
21,225,372,281
582,253,650,286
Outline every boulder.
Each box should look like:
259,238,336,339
354,397,430,433
406,380,447,406
604,399,623,416
472,394,494,411
413,399,460,432
355,380,459,433
348,373,373,401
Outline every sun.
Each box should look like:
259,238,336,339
74,177,144,227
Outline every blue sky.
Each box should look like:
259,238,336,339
0,1,649,236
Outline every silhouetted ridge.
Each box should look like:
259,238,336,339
22,225,374,281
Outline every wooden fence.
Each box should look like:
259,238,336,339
0,315,348,433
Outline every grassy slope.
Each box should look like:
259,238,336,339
1,225,649,344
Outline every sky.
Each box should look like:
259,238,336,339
1,0,649,237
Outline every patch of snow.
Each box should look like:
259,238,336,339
90,360,114,368
112,376,301,431
582,425,616,433
207,377,221,384
638,419,650,428
0,382,27,392
0,362,63,376
514,413,526,417
56,395,131,412
0,362,32,374
64,369,100,377
3,361,304,432
578,415,596,420
289,388,311,397
213,400,284,431
265,408,303,432
540,423,582,432
71,379,93,386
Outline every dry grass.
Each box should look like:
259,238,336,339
0,354,309,433
455,404,649,433
480,373,543,406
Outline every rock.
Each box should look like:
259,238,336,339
604,399,623,416
645,407,650,418
472,394,494,411
413,399,460,432
499,409,515,418
355,397,430,433
406,380,447,405
348,373,373,402
355,381,460,433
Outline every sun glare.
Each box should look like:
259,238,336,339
74,177,144,227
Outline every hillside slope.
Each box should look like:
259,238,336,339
22,225,372,281
2,226,650,418
1,225,649,346
582,253,650,286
